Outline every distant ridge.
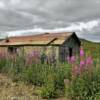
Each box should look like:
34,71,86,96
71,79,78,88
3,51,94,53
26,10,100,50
80,38,100,44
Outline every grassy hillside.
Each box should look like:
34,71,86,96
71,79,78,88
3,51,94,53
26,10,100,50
81,40,100,59
82,40,100,50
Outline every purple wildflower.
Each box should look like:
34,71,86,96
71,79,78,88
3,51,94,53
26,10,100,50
80,60,85,67
86,56,93,65
70,56,76,63
67,56,76,64
80,47,84,57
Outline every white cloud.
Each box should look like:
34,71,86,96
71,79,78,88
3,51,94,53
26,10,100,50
63,20,99,32
6,20,99,36
0,1,6,9
10,0,21,5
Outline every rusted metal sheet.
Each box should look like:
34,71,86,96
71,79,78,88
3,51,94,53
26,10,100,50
0,32,74,46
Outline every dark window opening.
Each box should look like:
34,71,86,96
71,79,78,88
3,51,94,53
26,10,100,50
8,46,17,54
69,48,72,57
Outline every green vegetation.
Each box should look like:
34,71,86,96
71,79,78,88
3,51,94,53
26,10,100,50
64,40,100,100
0,40,99,99
0,54,71,98
82,40,100,58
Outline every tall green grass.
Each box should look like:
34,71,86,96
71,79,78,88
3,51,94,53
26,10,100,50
0,53,71,98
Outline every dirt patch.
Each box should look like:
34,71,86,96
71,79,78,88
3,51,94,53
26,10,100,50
0,74,67,100
0,74,41,100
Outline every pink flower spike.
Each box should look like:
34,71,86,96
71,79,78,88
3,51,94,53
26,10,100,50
86,56,93,65
67,56,76,64
71,56,76,63
80,60,85,67
80,47,84,57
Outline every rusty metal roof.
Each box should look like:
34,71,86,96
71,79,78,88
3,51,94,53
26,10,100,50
0,32,74,46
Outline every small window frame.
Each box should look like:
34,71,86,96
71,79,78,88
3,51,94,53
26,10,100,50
8,46,17,54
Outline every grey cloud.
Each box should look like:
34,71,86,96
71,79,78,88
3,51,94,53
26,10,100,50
0,0,100,42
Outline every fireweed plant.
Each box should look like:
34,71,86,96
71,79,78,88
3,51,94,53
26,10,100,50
0,47,99,99
66,46,93,78
0,51,69,98
65,46,100,100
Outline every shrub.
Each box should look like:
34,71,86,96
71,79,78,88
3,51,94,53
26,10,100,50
65,47,100,100
0,58,6,72
41,64,71,99
22,64,49,85
41,74,56,99
67,69,100,100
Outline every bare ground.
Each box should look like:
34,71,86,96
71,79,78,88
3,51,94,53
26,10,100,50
0,74,67,100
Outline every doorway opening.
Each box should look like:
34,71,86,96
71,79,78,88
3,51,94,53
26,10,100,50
69,48,72,57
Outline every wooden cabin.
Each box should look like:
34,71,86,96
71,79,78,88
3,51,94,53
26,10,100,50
0,32,81,62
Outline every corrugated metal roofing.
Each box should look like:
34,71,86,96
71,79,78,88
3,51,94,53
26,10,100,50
0,32,74,46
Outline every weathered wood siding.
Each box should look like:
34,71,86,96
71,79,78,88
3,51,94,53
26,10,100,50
59,34,80,62
15,46,59,61
0,47,8,54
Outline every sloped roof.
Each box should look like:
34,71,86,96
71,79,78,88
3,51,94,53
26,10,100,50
0,32,74,46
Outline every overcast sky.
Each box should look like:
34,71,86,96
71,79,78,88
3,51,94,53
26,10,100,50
0,0,100,42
